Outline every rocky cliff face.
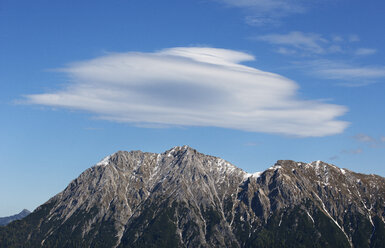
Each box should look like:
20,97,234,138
1,146,385,247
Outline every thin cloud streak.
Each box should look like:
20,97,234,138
314,64,385,82
354,133,385,148
355,48,377,56
213,0,306,26
330,147,364,161
257,31,328,54
256,32,374,57
341,148,363,155
354,134,376,143
256,32,384,86
217,0,305,12
295,59,385,86
25,47,348,137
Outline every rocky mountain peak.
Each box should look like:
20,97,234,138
163,145,195,156
1,147,385,248
19,209,31,215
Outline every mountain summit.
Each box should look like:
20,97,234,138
1,146,385,247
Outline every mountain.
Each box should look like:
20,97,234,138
0,209,30,226
1,146,385,247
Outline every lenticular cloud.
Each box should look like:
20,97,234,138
26,47,348,137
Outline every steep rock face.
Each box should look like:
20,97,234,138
0,146,385,248
232,160,385,247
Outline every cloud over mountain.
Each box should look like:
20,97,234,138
25,47,348,137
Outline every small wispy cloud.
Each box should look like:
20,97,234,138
23,47,348,137
244,142,258,147
354,134,376,143
257,31,328,55
244,16,279,27
330,147,364,161
316,65,385,83
353,133,385,147
331,35,344,43
296,60,385,86
331,34,360,43
355,48,377,56
276,47,297,55
256,32,383,86
256,32,378,58
341,148,363,155
213,0,306,26
348,34,360,42
216,0,305,12
84,127,103,131
328,155,339,161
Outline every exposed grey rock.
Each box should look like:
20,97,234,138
1,146,385,248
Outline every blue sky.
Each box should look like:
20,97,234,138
1,0,385,216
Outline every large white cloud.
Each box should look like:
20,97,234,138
26,47,348,137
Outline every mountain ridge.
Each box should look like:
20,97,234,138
1,145,384,247
0,209,30,226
